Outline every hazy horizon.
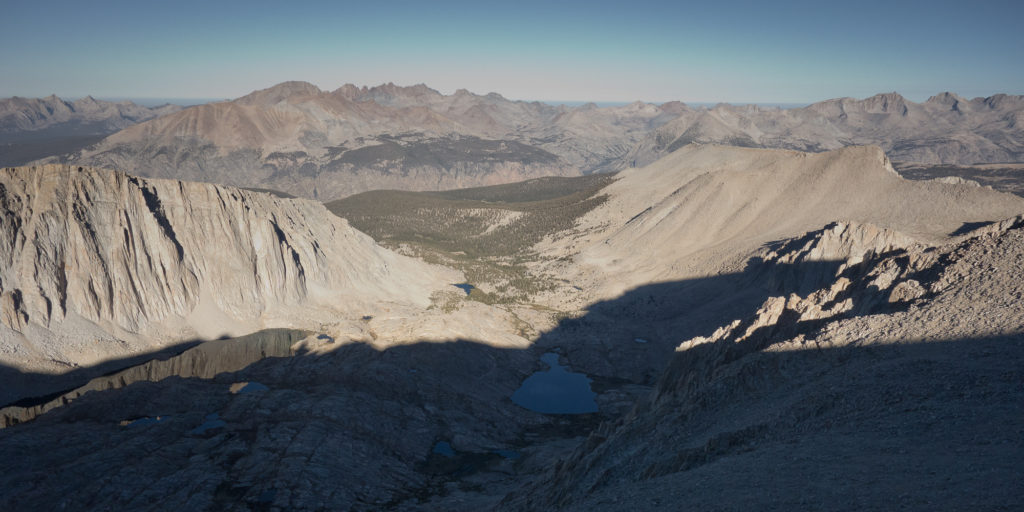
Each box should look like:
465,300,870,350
67,93,815,109
37,87,1011,111
2,0,1022,104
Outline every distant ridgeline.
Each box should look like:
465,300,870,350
11,83,1018,201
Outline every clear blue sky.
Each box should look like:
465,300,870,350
2,0,1021,103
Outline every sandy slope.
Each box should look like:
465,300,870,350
537,144,1024,303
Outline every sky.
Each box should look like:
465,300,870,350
2,0,1022,104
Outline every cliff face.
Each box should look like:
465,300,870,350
0,164,457,373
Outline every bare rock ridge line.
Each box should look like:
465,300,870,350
0,164,458,402
28,82,1023,201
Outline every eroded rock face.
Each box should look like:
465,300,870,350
0,164,458,383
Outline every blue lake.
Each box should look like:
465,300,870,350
511,353,598,414
453,283,475,295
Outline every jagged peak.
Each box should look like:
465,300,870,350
366,82,439,94
350,82,444,105
925,92,970,113
858,92,909,114
925,91,965,104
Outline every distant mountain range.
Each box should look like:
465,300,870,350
637,91,1024,165
15,83,1024,200
0,95,182,134
0,95,182,165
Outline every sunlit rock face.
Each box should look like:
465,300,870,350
0,164,458,399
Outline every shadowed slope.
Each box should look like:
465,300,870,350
505,215,1024,512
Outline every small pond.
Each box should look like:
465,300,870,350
453,283,475,295
511,353,598,414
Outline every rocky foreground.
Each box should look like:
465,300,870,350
1,214,1022,511
0,145,1022,510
